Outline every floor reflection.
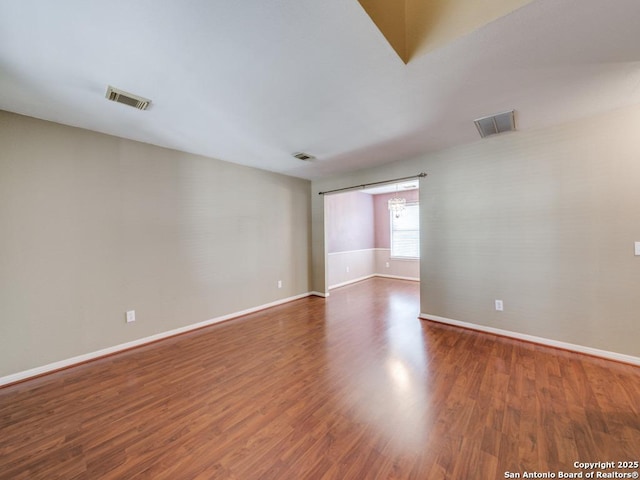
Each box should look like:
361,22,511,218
324,277,430,453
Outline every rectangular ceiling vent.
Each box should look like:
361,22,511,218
292,152,315,161
105,86,151,110
474,110,515,138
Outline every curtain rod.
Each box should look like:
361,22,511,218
318,173,427,195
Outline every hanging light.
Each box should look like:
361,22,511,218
388,197,406,218
388,184,406,218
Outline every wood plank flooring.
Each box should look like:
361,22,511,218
1,277,639,479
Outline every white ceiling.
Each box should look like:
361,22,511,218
361,181,419,195
2,0,640,180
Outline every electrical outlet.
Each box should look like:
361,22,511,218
346,266,350,273
126,310,136,323
277,280,282,289
495,300,503,311
635,242,640,256
385,262,390,268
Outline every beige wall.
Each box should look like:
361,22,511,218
4,100,640,376
313,104,640,358
0,111,311,377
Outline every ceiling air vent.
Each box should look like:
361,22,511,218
474,110,516,138
105,86,151,110
293,152,315,161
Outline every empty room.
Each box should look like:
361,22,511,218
1,1,640,479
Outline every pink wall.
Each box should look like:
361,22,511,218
325,191,374,253
373,190,419,248
326,189,419,252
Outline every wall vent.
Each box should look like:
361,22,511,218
474,110,516,138
105,86,151,110
293,152,315,161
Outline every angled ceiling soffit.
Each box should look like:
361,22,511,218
357,0,536,64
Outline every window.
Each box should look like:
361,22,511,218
390,203,419,258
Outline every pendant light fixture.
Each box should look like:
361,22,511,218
388,184,406,218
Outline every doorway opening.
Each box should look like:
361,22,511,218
324,180,420,290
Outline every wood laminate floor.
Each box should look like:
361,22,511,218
1,278,639,479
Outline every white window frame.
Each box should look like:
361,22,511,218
390,202,420,259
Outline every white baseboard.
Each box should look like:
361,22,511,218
376,274,419,282
327,248,390,256
0,292,314,387
310,291,330,298
420,313,640,366
329,274,376,290
329,274,419,290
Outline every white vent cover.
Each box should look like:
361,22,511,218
474,110,515,138
105,86,151,110
292,152,315,161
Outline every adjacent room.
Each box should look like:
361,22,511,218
1,0,640,478
324,180,420,289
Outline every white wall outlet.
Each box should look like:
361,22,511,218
126,310,136,323
385,262,390,268
495,300,504,311
635,242,640,256
277,280,282,289
346,266,350,273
